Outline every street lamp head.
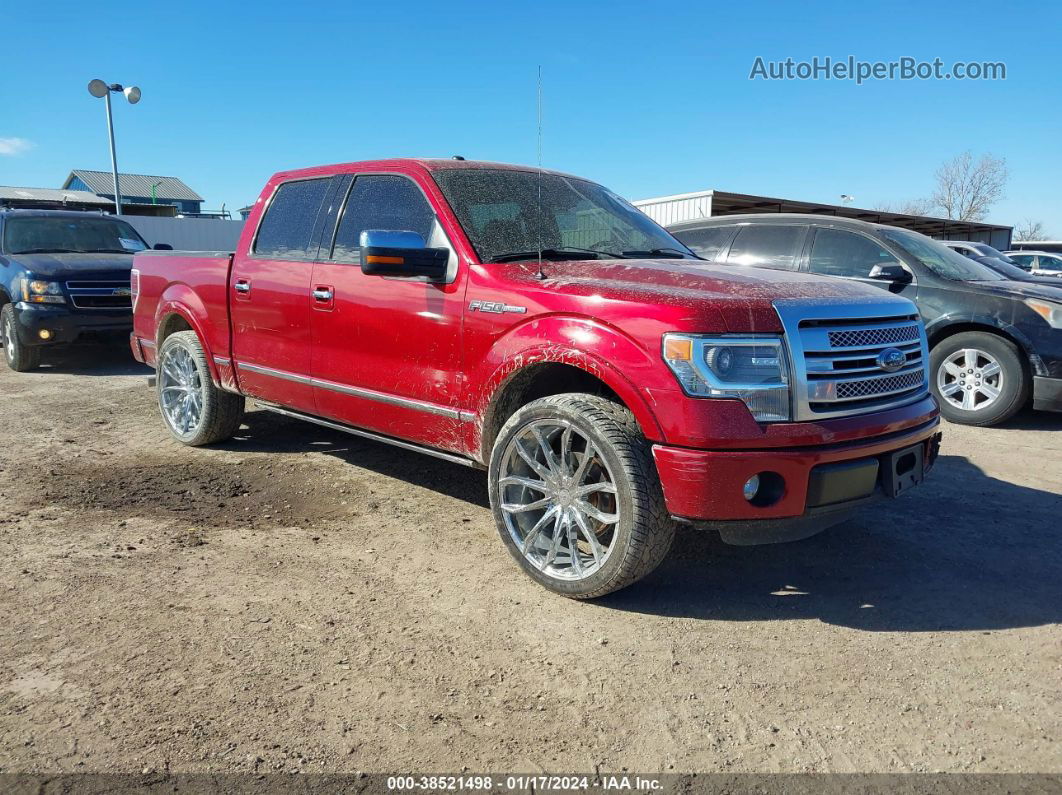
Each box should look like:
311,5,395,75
124,86,141,104
87,79,108,98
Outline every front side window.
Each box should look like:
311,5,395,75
431,168,695,263
674,226,735,261
1010,254,1034,268
809,228,898,278
882,229,1005,281
726,225,804,270
254,178,330,259
331,175,435,261
3,216,147,255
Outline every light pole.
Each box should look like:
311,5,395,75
87,79,141,216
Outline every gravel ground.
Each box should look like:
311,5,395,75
0,343,1060,776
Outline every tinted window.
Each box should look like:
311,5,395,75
1010,254,1034,268
726,225,803,270
254,178,330,258
674,226,735,261
882,229,1005,281
332,175,435,261
809,228,899,278
3,216,147,255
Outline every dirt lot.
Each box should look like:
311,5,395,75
1,343,1060,776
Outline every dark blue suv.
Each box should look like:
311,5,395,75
0,210,149,371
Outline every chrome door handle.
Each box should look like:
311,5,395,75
312,288,333,301
234,281,251,294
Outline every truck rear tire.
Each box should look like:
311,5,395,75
930,331,1029,426
157,330,245,446
2,304,41,372
488,393,675,599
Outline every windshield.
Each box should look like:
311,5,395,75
882,229,1005,281
972,243,1016,264
432,168,696,263
3,216,148,255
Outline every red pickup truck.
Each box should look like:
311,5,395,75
131,159,941,598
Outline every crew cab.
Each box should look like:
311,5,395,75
131,159,941,598
0,209,149,371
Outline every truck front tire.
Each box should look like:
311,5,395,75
157,330,245,446
488,393,675,599
2,304,41,372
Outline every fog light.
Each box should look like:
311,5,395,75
743,474,761,501
38,329,53,340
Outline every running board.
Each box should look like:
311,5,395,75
255,402,482,469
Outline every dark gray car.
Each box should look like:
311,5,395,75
670,214,1062,426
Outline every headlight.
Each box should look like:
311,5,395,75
662,333,791,422
21,278,65,305
1025,298,1062,329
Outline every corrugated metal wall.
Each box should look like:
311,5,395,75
633,194,713,226
125,217,246,251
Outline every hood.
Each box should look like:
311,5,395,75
963,278,1062,302
533,258,916,332
6,252,134,279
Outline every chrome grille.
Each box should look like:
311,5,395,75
828,325,920,349
65,280,132,311
774,300,931,421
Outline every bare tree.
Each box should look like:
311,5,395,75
932,151,1008,222
1015,219,1052,241
871,197,938,216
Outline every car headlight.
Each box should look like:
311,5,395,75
1025,298,1062,329
662,333,791,422
21,278,65,305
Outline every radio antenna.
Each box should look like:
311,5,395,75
535,65,546,280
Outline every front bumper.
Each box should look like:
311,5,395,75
12,302,131,346
653,419,941,543
1033,376,1062,413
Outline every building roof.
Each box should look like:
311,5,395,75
635,188,1012,241
0,185,111,205
63,170,204,202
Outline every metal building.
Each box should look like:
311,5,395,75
62,170,205,215
633,189,1013,250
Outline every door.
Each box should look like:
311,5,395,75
805,226,918,301
309,172,467,449
230,176,333,413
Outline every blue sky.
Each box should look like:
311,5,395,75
1,0,1058,230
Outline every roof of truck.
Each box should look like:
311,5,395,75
271,158,584,183
0,208,116,219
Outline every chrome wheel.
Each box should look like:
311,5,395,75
3,314,13,363
937,348,1003,412
159,344,204,436
498,420,619,581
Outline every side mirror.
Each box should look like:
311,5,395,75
359,230,448,280
153,243,173,250
868,263,912,283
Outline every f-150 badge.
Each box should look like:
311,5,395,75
468,300,527,314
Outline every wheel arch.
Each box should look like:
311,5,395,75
926,317,1045,377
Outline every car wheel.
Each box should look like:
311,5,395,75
488,393,675,599
1,303,41,372
157,330,245,446
930,331,1029,426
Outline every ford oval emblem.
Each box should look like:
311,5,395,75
877,347,907,373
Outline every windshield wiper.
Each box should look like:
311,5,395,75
487,247,619,263
12,248,79,254
620,247,696,259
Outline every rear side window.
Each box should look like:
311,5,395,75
808,228,897,278
254,178,331,259
726,225,804,270
332,175,435,262
674,226,735,261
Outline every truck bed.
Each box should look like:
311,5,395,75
131,250,234,368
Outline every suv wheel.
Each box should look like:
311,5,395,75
157,331,245,445
488,393,675,599
1,304,41,372
930,331,1028,426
